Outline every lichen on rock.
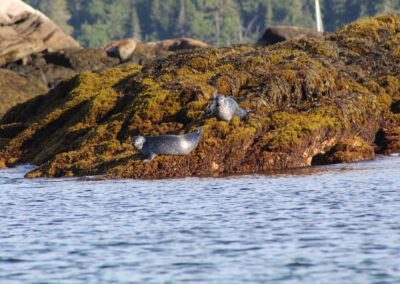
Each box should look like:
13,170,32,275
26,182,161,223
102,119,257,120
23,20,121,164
0,15,400,179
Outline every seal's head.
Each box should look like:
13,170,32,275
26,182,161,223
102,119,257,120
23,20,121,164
214,94,225,107
132,136,146,150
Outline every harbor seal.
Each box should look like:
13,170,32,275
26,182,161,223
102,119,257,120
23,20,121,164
202,94,250,122
132,127,203,161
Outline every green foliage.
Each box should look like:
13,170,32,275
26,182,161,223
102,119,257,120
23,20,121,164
24,0,400,47
24,0,73,34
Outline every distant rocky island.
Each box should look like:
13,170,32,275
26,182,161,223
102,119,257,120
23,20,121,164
0,0,399,179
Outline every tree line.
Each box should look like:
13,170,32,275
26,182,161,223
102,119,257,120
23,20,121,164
24,0,400,48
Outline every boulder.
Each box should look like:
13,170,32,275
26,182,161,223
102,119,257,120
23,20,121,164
256,25,326,46
0,0,81,66
146,38,210,51
102,38,137,62
0,15,399,178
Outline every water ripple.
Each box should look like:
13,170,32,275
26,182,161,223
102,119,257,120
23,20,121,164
0,157,400,283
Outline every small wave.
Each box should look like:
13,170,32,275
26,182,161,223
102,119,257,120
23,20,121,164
172,262,214,268
0,257,26,263
212,247,262,255
286,258,313,268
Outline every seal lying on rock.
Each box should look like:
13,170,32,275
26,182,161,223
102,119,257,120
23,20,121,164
202,94,250,122
132,127,203,161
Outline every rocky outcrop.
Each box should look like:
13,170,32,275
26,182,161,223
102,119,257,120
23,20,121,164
0,15,399,178
0,1,211,116
1,34,208,115
0,0,81,66
3,44,171,92
0,48,121,114
0,0,83,114
311,137,375,165
256,25,326,46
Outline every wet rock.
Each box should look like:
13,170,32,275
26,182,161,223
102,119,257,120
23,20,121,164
375,126,400,155
311,137,375,165
0,15,399,179
256,26,326,46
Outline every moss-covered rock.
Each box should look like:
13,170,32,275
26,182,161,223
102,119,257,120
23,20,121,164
0,15,400,178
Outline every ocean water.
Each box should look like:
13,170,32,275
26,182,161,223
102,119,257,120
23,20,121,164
1,156,400,284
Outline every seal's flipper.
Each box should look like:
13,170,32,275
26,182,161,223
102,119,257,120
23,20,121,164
237,108,251,120
202,108,211,117
143,152,157,162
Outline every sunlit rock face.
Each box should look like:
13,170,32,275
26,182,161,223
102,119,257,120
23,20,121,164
0,0,81,66
0,0,83,114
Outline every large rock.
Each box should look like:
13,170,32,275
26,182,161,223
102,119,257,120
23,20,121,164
256,25,326,46
146,38,210,51
102,38,137,62
0,15,399,178
0,0,81,66
1,3,213,117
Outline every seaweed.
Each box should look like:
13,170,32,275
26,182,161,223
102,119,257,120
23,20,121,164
0,15,399,178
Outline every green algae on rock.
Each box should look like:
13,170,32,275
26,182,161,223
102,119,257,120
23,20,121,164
0,15,400,179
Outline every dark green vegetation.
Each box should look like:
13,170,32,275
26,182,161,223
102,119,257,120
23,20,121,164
0,15,400,179
24,0,400,47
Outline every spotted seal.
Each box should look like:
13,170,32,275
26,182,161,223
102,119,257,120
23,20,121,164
132,127,203,161
202,94,250,122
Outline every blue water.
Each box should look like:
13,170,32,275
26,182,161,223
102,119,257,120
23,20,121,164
1,156,400,283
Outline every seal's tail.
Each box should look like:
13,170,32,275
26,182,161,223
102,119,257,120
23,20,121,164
196,127,203,135
239,108,251,120
202,109,211,117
